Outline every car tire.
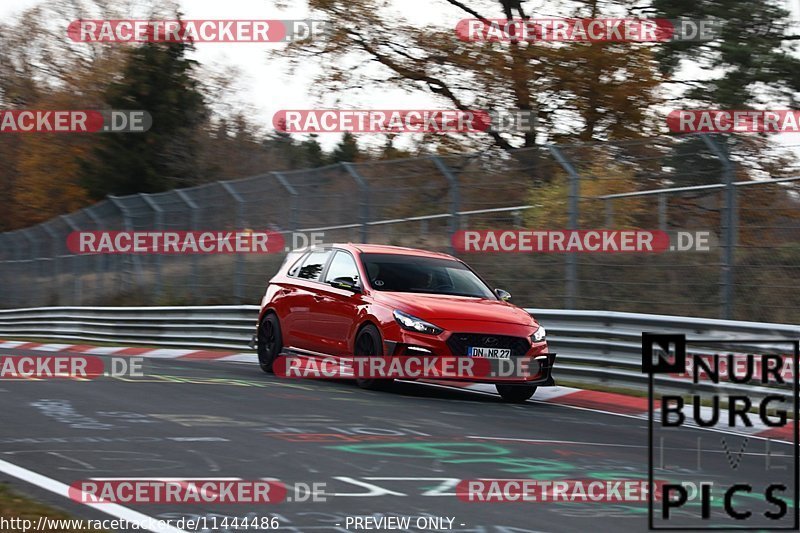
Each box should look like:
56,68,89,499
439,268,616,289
496,383,537,403
354,324,393,390
257,313,283,374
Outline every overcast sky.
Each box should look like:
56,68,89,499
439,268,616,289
1,0,799,156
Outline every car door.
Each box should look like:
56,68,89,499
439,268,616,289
311,250,364,356
281,248,334,352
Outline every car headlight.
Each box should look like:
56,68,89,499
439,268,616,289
393,310,444,335
531,325,546,343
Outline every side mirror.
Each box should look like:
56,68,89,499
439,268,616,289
331,277,361,293
495,288,511,301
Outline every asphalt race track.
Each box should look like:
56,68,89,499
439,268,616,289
0,348,796,533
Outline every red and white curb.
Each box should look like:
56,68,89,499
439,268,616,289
1,339,793,443
0,340,254,362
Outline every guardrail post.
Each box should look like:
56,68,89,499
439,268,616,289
220,182,246,302
604,199,613,227
658,194,667,231
271,172,299,234
701,136,736,320
174,190,200,299
548,145,580,309
342,163,370,243
430,156,461,251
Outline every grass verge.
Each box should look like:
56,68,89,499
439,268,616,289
0,483,106,532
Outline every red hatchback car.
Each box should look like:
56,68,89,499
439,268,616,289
254,244,555,402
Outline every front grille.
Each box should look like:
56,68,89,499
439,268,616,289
446,333,531,357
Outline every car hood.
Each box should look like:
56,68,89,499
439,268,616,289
373,292,537,327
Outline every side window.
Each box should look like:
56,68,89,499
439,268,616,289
296,249,333,281
287,252,307,277
324,251,360,285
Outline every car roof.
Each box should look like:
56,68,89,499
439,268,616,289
332,243,458,261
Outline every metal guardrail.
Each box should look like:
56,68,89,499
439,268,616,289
0,305,257,350
0,306,796,399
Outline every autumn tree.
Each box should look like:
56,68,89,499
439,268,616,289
80,36,208,198
0,0,133,227
273,0,664,152
650,0,800,245
0,0,288,226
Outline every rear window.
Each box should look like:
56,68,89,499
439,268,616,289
294,249,333,281
284,251,306,276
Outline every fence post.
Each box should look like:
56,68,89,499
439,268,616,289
85,206,107,303
41,224,61,305
342,163,370,243
9,233,17,307
430,156,461,252
109,195,140,293
220,182,245,302
272,172,299,234
548,145,580,309
60,214,82,304
174,190,200,299
701,136,736,320
139,194,164,302
19,230,38,307
1,234,13,307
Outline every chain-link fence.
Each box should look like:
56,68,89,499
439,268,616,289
1,134,798,323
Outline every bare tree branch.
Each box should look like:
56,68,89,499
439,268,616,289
351,32,514,149
439,0,491,23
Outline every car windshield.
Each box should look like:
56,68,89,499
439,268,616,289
360,253,495,298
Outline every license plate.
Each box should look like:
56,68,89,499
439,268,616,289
468,347,511,359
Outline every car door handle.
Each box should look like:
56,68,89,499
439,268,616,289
312,295,325,301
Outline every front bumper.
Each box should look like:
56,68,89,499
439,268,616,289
382,326,556,386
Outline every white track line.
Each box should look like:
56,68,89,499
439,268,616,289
139,349,196,359
0,457,186,533
217,353,257,362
